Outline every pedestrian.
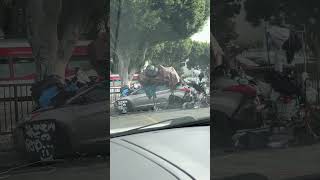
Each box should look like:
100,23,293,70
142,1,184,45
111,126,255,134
88,31,108,78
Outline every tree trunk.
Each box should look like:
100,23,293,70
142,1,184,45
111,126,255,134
26,0,61,81
118,52,130,86
25,0,80,83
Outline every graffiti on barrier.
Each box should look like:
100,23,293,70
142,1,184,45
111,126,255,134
24,121,56,161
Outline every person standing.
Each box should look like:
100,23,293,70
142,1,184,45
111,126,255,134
88,31,108,78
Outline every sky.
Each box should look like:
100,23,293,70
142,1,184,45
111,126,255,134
191,17,210,43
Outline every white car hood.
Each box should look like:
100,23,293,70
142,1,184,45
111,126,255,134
110,126,210,180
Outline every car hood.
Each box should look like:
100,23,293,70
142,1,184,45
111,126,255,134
110,126,210,180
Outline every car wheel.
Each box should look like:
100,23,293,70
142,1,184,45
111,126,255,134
168,95,183,109
156,98,168,110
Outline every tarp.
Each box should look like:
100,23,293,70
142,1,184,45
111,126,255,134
139,65,180,99
158,65,180,89
139,65,180,90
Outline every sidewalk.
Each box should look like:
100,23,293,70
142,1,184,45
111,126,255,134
0,134,22,168
0,134,13,152
212,143,320,180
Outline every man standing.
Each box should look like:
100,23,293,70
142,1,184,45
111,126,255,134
88,31,108,78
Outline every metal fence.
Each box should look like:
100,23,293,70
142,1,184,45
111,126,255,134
110,87,121,104
0,84,121,135
0,83,34,135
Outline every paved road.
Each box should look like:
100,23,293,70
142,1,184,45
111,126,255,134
110,107,210,131
2,158,108,180
212,143,320,180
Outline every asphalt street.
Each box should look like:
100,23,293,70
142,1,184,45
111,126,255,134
212,143,320,180
110,107,210,131
2,158,108,180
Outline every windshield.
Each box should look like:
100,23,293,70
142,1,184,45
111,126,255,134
110,0,210,134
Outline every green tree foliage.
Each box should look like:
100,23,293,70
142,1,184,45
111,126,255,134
110,0,209,84
212,0,241,48
146,39,193,73
187,41,210,72
244,0,320,63
146,39,209,75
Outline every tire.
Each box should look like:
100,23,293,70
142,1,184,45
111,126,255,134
168,95,183,109
128,101,134,111
156,98,169,110
200,96,210,108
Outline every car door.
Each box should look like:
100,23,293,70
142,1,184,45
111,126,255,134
131,88,153,109
156,85,171,99
71,84,108,149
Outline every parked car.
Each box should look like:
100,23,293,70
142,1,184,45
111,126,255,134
110,115,210,180
114,85,186,112
13,82,108,160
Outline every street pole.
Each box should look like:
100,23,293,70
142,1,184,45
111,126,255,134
264,21,271,67
113,0,122,69
302,24,307,72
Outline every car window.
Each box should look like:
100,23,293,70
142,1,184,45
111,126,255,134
12,58,35,77
0,58,10,78
132,88,145,95
156,85,169,92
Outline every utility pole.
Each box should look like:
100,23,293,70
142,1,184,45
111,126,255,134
302,24,307,72
264,21,271,66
